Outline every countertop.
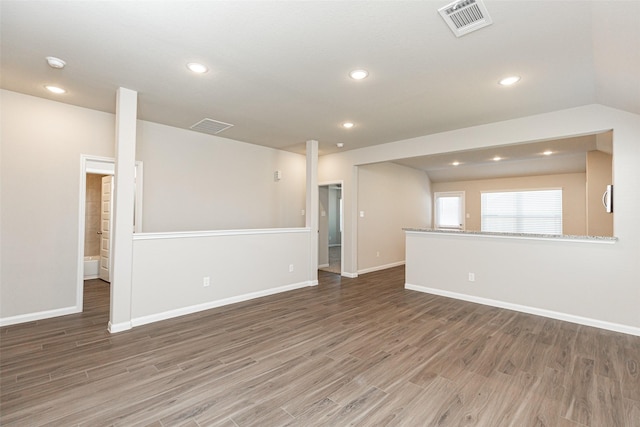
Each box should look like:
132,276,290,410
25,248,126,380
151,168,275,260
403,228,618,243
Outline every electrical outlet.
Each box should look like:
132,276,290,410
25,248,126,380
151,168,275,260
289,264,294,272
468,273,475,282
203,276,210,287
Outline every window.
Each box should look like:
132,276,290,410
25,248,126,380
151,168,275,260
481,189,562,234
434,191,465,230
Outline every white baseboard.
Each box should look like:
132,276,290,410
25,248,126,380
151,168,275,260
0,305,79,327
341,272,358,278
108,320,132,333
83,274,99,280
318,263,330,268
131,280,315,328
405,283,640,337
358,261,405,275
309,280,319,286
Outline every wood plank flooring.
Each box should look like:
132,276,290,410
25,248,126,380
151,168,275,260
1,266,639,426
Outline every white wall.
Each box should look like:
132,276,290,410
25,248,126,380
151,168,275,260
130,229,311,325
405,232,636,334
136,121,306,232
4,88,639,333
357,162,431,273
319,104,640,331
0,90,308,325
1,90,115,320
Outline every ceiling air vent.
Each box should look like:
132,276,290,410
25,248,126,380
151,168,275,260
438,0,492,37
190,118,234,135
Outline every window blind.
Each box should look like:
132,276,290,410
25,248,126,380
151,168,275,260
481,189,562,234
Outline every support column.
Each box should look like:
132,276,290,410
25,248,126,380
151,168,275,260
306,140,319,286
109,87,137,333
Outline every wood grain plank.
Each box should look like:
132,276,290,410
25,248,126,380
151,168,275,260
1,268,638,426
562,356,596,426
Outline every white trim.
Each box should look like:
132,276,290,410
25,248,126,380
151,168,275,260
84,274,99,280
318,263,330,268
131,280,315,328
133,227,311,241
342,272,358,278
134,161,143,234
85,155,117,174
307,141,320,288
108,320,132,333
357,260,406,275
405,283,640,337
0,306,78,327
309,280,319,286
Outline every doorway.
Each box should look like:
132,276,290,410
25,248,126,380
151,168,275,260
318,182,343,275
77,155,143,317
84,173,112,281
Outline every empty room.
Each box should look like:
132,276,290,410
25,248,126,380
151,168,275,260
1,1,639,426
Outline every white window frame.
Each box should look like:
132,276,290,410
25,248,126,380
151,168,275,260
480,187,563,234
434,191,465,230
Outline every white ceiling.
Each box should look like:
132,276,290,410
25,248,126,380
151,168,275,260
1,1,639,157
394,133,612,182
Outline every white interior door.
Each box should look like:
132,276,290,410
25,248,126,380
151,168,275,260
99,176,113,282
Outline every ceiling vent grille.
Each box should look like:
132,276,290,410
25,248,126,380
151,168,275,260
438,0,492,37
190,118,234,135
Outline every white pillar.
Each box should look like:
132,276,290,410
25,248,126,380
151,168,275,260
306,140,319,285
109,87,137,333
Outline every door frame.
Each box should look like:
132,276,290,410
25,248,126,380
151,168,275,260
76,155,143,314
318,180,344,276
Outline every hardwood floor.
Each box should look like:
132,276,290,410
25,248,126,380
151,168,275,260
1,267,639,426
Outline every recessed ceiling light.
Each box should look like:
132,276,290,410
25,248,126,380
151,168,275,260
336,142,345,148
499,76,521,86
46,56,66,69
342,122,354,129
45,85,66,94
187,62,208,74
349,69,369,80
543,150,553,156
452,161,460,166
493,156,502,161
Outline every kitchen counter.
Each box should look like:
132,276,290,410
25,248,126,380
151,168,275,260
403,228,618,244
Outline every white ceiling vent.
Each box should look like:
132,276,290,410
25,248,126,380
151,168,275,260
438,0,492,38
190,118,234,135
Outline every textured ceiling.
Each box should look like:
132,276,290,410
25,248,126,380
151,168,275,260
1,1,639,157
